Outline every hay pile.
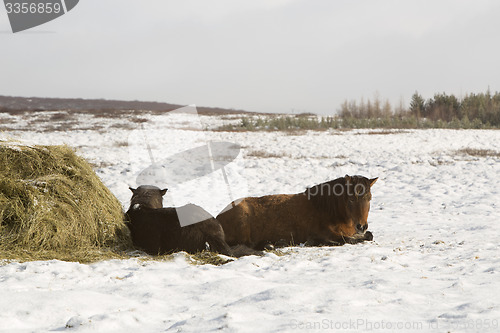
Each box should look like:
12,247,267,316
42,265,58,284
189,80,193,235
0,142,131,262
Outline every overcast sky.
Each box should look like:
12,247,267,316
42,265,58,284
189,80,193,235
1,0,499,114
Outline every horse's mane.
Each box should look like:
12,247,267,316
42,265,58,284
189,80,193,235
304,175,373,219
304,177,347,220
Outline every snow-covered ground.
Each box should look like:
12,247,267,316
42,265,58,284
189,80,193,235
1,111,500,332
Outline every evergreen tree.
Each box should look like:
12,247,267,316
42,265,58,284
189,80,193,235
409,91,425,119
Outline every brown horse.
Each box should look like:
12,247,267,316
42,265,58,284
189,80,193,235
125,185,261,257
216,175,377,250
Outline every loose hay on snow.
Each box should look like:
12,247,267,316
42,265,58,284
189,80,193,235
189,251,234,266
0,142,132,262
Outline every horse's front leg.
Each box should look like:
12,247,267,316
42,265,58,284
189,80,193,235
304,238,345,247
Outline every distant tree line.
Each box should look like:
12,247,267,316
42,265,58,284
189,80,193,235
221,89,500,131
339,89,500,128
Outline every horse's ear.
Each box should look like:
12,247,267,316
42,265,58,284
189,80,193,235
129,187,136,193
160,188,168,196
369,178,378,187
345,175,351,182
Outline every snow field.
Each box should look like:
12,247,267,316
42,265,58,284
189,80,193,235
1,112,499,332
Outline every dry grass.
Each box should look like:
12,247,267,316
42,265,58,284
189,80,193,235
109,122,136,130
189,251,234,266
125,251,235,266
49,112,75,122
363,130,410,135
130,117,149,124
113,140,129,148
90,161,116,169
246,150,291,158
39,123,81,132
283,130,308,136
0,142,132,262
457,148,500,158
0,248,130,264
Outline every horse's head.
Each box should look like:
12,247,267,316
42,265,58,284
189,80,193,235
129,185,167,210
305,175,378,238
341,175,377,237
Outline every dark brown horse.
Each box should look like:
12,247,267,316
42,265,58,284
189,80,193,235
125,185,261,257
216,175,377,250
125,185,233,256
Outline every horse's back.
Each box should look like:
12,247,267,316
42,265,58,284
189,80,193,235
217,194,312,247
